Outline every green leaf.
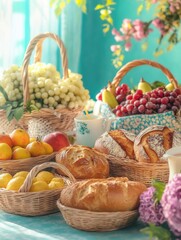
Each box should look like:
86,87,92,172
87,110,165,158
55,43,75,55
95,4,105,10
0,85,9,102
7,111,14,122
12,101,19,108
13,107,24,121
140,224,171,240
152,179,166,202
5,105,12,117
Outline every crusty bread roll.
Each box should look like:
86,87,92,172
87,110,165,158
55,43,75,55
60,177,147,212
134,125,177,163
94,129,135,159
55,145,109,179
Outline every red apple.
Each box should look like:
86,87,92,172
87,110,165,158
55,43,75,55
43,132,70,152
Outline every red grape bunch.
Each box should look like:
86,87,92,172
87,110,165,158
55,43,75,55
113,87,181,117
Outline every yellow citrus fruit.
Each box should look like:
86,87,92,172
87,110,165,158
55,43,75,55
0,173,13,188
13,171,29,178
48,179,65,190
12,146,21,151
36,171,54,184
6,176,25,191
12,148,31,160
26,141,46,157
42,142,53,154
0,143,12,160
29,180,49,192
32,177,38,183
51,177,65,184
10,129,30,148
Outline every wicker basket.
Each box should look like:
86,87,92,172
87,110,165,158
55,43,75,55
0,162,76,216
0,110,27,134
0,152,56,175
100,59,180,186
108,156,169,187
21,32,83,138
57,200,138,232
95,59,181,135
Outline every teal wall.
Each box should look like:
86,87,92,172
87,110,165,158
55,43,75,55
78,0,181,99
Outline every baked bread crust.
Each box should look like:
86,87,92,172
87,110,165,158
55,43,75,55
94,129,135,159
55,145,109,179
60,177,147,212
134,125,174,163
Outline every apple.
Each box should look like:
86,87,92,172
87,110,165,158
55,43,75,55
43,132,70,151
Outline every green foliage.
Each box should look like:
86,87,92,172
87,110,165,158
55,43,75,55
140,224,172,240
0,85,38,122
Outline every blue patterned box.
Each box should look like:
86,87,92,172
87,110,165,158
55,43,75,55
93,101,181,135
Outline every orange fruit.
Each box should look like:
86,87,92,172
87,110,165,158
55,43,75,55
0,134,13,147
42,142,53,154
26,141,46,157
10,129,30,148
0,143,12,160
12,148,31,160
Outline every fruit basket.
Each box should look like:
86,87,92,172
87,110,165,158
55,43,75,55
108,156,169,187
22,32,88,138
57,200,138,232
0,152,56,175
94,59,181,135
0,162,76,216
0,32,89,137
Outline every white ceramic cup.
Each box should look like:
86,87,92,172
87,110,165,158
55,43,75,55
74,114,113,147
163,146,181,181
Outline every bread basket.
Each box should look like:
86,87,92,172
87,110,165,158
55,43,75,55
94,59,181,135
21,32,84,138
0,162,76,216
57,200,138,232
108,156,169,187
0,152,56,176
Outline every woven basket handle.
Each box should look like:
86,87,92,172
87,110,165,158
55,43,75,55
112,59,179,88
18,162,76,193
22,32,69,107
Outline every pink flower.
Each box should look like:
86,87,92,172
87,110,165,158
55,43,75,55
112,28,120,36
115,35,125,41
124,42,132,51
152,0,158,3
110,45,120,52
120,19,133,34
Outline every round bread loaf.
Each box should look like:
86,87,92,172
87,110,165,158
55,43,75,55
134,125,181,163
60,177,147,212
55,145,109,179
94,129,136,159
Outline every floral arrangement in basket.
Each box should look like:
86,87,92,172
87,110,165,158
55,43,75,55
139,176,181,240
0,162,76,216
94,59,181,135
0,32,90,136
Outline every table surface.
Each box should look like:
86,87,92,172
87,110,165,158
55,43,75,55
0,211,149,240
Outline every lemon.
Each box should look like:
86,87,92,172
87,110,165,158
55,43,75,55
36,171,54,184
51,177,65,184
13,171,29,178
29,180,49,192
0,173,13,188
32,177,38,183
6,176,25,191
48,180,65,190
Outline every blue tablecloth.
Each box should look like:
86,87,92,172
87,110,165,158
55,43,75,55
0,211,148,240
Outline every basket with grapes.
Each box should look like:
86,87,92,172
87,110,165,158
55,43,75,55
94,59,181,135
0,33,89,137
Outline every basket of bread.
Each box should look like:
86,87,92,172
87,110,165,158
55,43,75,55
0,162,75,216
94,59,181,135
94,125,181,187
0,128,64,175
57,177,146,232
0,32,90,137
